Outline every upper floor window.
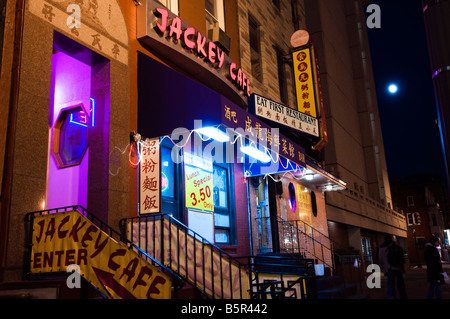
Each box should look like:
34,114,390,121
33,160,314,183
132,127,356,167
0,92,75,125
249,15,262,82
272,0,281,10
206,0,225,31
407,196,414,206
275,47,288,104
213,163,235,244
158,0,179,15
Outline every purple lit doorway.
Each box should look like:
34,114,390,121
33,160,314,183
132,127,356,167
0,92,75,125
46,32,110,222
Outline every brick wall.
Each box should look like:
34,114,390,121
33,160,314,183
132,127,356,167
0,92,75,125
237,0,306,108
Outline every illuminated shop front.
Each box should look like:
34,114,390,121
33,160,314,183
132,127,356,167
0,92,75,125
135,46,345,261
1,0,345,299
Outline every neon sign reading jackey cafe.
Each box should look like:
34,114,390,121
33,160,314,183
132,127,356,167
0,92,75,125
137,1,250,100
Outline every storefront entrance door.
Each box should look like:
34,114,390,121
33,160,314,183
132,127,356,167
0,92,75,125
361,237,374,265
256,177,272,253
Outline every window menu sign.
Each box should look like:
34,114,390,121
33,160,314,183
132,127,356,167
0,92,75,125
184,153,214,212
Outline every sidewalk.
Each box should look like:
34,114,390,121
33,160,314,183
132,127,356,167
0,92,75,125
365,262,450,299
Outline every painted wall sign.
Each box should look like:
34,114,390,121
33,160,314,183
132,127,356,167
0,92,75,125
137,0,249,105
29,0,129,65
249,93,319,137
31,210,172,299
292,46,318,118
140,138,161,214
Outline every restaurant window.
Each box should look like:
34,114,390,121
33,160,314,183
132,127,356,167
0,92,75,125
206,0,225,31
213,162,234,244
249,14,262,82
275,47,288,104
157,0,179,15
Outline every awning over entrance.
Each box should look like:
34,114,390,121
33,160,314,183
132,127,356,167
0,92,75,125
137,52,345,191
243,156,346,192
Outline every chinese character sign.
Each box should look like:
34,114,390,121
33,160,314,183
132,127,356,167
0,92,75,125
140,138,161,214
249,93,319,137
293,46,318,118
221,101,307,168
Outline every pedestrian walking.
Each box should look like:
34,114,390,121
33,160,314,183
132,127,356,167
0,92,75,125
378,234,407,299
424,235,443,299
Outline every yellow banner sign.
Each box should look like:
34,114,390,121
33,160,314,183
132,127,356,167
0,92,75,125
31,210,171,299
292,46,317,118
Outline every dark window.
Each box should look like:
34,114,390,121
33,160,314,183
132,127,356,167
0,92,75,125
275,47,288,104
311,191,318,217
288,183,296,211
213,163,234,244
249,15,262,82
272,0,280,10
432,214,437,227
407,213,414,225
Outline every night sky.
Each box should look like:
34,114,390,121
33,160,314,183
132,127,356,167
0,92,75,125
365,0,446,181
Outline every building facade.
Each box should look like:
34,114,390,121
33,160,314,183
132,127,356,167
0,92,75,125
422,0,450,189
391,175,449,265
303,0,407,264
0,0,345,298
0,0,407,299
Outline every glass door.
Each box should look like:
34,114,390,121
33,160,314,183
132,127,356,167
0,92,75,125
256,177,272,253
361,237,373,265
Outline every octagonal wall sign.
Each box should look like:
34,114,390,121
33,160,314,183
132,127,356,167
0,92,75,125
52,103,90,169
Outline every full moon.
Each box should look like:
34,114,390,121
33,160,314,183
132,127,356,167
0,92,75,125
388,84,398,94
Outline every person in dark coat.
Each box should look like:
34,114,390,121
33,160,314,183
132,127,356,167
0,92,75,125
378,234,407,299
424,235,443,299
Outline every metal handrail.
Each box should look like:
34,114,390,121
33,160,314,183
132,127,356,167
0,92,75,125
235,255,316,299
119,213,248,299
256,216,335,272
